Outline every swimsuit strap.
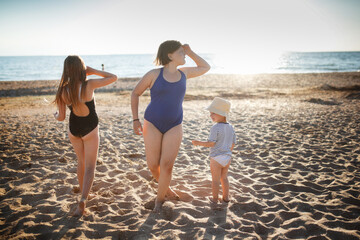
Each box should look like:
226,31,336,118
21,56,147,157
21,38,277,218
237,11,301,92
159,68,164,82
160,67,185,83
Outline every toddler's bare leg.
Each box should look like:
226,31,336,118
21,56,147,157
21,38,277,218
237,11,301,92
210,158,222,203
221,161,231,202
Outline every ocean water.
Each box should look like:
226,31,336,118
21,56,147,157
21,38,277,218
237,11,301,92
0,52,359,81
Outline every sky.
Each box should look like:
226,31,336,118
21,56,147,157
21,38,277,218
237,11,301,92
0,0,359,56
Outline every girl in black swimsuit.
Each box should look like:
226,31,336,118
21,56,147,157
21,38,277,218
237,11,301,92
68,86,99,137
54,55,117,217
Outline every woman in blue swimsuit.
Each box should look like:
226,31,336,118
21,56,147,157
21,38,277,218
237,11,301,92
54,55,117,216
131,41,210,212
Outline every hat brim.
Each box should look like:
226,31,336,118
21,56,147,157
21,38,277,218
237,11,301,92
205,106,229,117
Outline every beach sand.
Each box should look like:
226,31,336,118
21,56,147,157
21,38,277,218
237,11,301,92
1,72,360,239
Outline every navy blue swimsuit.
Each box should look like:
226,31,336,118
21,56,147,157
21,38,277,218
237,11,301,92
144,68,186,134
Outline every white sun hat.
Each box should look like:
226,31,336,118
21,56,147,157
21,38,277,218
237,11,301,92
205,97,231,117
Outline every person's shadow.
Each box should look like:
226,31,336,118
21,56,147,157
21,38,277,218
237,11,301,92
136,211,159,238
204,203,229,240
128,190,194,239
134,198,174,239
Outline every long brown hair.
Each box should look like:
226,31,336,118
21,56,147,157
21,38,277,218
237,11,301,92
54,55,87,108
155,40,182,66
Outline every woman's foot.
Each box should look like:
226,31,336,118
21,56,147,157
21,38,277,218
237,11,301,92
222,197,230,203
72,198,86,217
153,200,164,213
166,187,180,200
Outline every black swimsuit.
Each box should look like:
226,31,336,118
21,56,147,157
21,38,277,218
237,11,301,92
68,99,98,137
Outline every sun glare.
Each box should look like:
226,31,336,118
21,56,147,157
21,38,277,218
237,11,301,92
212,50,283,74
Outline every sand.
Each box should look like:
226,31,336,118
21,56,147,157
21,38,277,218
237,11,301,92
0,72,360,239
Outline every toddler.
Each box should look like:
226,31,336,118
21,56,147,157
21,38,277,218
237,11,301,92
192,97,236,203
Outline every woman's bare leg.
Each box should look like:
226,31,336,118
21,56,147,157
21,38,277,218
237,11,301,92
154,124,182,212
143,120,180,200
143,120,162,181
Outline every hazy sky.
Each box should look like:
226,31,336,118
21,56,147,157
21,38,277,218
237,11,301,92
0,0,359,56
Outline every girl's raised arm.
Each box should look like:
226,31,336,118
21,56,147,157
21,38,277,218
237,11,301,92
180,44,210,79
86,66,117,90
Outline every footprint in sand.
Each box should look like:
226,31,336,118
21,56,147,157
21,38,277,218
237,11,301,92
125,153,144,159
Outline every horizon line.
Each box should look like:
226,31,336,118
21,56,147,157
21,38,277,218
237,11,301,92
1,50,360,57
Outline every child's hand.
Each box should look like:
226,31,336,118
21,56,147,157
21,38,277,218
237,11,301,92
192,140,198,146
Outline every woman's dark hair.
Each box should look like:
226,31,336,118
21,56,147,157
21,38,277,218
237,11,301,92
155,40,182,66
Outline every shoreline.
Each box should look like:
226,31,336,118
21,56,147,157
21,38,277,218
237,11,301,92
1,72,360,98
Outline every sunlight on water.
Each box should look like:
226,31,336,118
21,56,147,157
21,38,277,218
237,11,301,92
0,52,359,81
211,51,283,74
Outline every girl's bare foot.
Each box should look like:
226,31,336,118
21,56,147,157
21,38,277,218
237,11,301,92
166,187,180,200
72,199,85,217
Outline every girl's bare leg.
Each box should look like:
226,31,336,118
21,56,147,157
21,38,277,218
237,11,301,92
68,131,85,193
154,124,182,212
72,127,99,217
210,158,222,203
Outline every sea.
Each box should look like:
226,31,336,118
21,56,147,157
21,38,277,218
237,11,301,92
0,51,359,81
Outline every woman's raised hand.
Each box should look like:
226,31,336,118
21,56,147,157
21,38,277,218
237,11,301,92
182,44,192,55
